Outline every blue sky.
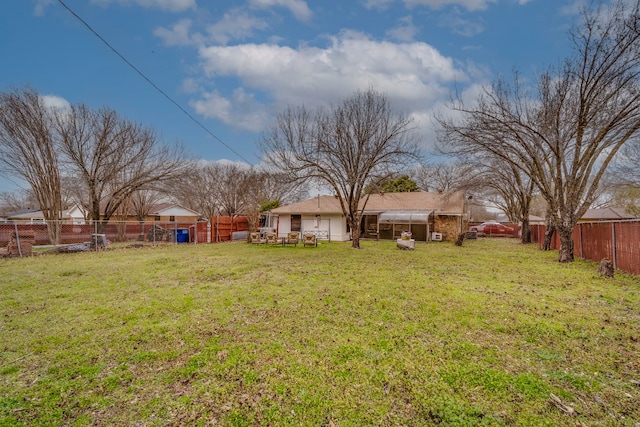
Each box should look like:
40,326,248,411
1,0,583,192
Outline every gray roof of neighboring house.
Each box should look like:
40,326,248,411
581,207,636,221
270,191,466,216
4,208,42,218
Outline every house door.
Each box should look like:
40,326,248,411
410,224,427,241
362,215,378,238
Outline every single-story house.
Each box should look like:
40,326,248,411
268,191,468,242
3,203,201,224
148,203,201,223
2,206,86,224
102,202,201,223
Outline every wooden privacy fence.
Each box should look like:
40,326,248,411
531,220,640,275
210,216,250,242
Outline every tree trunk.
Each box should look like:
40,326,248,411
557,225,574,263
520,217,531,244
45,220,61,246
543,213,556,251
542,226,554,251
350,216,361,249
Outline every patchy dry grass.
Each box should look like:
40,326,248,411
1,239,639,426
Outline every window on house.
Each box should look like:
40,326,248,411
291,215,301,232
170,215,176,222
154,215,161,221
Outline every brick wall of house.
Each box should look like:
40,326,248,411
434,216,461,241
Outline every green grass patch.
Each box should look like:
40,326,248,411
1,239,638,426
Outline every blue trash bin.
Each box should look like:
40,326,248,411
176,228,189,243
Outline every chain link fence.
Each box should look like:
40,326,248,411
0,220,209,257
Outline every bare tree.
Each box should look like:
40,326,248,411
479,160,535,243
0,88,63,244
0,188,39,213
167,162,221,220
239,168,309,234
167,161,308,229
212,163,253,216
412,162,477,193
127,189,164,222
55,104,190,232
609,130,640,215
438,1,640,262
262,88,419,248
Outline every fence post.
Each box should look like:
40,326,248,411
611,222,617,269
13,222,23,258
578,224,583,259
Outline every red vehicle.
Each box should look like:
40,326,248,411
469,221,515,236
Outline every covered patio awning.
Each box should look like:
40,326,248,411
378,210,433,224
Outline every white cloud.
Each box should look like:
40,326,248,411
193,31,473,140
205,8,269,45
362,0,396,10
440,12,484,36
190,88,270,132
386,16,419,42
404,0,497,11
155,9,269,46
154,19,196,46
363,0,497,11
180,78,201,94
41,95,71,111
249,0,312,21
90,0,196,12
34,0,54,16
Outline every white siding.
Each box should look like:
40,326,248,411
276,214,350,241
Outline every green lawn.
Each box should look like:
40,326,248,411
1,239,638,426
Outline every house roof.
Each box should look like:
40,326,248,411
151,203,200,217
5,207,79,220
362,191,466,215
529,214,545,224
270,191,466,215
271,195,343,215
580,207,636,221
96,201,201,217
4,208,42,218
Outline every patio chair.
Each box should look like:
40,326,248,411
303,233,317,247
284,232,299,247
265,232,279,245
250,232,264,244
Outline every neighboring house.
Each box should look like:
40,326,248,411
109,203,201,223
2,206,85,224
106,202,201,223
268,191,468,242
2,203,201,224
578,207,636,222
149,203,201,223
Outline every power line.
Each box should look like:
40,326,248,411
56,0,253,164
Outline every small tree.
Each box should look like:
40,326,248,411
262,88,419,248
